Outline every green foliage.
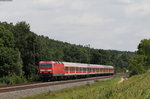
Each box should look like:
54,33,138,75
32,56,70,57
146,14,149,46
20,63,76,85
137,39,150,56
0,25,23,77
0,75,27,85
129,55,146,75
0,21,134,84
27,74,40,82
128,39,150,76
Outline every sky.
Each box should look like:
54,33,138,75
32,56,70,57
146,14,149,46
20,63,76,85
0,0,150,51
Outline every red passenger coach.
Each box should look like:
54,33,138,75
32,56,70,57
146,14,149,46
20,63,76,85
39,61,114,80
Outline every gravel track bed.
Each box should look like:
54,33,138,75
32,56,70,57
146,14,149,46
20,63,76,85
0,78,112,99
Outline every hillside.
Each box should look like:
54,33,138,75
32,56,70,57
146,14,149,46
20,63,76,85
22,71,150,99
95,71,150,99
0,21,134,83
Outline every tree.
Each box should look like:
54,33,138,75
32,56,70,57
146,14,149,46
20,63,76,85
0,25,23,77
128,55,146,76
137,39,150,56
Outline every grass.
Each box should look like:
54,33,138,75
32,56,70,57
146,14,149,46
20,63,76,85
21,77,120,99
21,71,150,99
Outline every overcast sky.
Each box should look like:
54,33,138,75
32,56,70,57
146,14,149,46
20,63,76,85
0,0,150,51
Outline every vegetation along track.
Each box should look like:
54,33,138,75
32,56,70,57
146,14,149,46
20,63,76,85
0,74,127,93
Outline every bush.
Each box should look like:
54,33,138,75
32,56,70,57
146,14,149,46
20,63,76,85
128,55,146,76
0,75,27,85
27,74,40,82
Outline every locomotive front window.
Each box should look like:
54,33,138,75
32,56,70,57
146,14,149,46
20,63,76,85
40,63,52,68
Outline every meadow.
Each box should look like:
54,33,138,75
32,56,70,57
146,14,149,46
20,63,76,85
21,71,150,99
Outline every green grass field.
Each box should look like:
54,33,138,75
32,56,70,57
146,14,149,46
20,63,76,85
21,72,150,99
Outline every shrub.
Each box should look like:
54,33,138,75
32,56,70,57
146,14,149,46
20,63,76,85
0,75,27,85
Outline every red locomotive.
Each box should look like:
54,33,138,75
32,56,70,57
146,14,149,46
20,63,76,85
39,61,114,80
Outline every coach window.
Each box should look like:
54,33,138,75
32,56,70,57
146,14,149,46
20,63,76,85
67,67,70,72
65,67,68,71
74,67,76,71
81,67,83,71
83,68,85,71
79,67,81,71
74,67,76,72
84,68,86,71
71,67,74,71
102,68,104,71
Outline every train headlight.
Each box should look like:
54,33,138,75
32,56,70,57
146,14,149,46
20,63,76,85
40,69,45,71
47,69,52,71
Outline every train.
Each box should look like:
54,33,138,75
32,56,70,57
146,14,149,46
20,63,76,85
39,61,115,80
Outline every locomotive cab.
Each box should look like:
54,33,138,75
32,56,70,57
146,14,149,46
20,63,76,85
39,61,54,78
39,61,65,80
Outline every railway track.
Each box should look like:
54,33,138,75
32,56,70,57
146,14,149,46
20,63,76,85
0,74,127,93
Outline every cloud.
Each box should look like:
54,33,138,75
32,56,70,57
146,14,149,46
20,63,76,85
34,0,65,5
51,14,114,25
0,0,150,51
114,0,134,4
122,0,150,16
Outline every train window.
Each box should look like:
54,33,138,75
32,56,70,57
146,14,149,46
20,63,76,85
79,67,81,71
83,68,85,71
87,68,88,71
65,67,68,71
84,68,86,71
102,68,104,71
40,63,52,68
70,67,74,71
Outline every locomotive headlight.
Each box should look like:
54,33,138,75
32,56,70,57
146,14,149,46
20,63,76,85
40,69,45,71
47,69,52,71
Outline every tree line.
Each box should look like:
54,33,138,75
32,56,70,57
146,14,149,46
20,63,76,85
0,21,134,84
128,39,150,76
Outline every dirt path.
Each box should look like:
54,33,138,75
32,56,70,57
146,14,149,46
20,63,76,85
118,78,125,84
